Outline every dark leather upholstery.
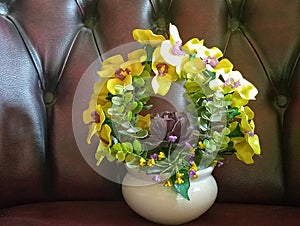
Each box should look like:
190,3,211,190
0,0,299,225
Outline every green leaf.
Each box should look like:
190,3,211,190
229,107,241,119
228,123,244,138
133,140,142,154
114,85,125,94
124,84,134,91
140,70,150,77
171,169,190,200
125,153,135,163
116,151,126,162
121,142,133,153
112,96,124,105
127,111,133,121
112,143,122,151
132,102,143,114
130,102,138,110
135,129,148,138
127,126,142,133
124,93,133,103
133,76,145,87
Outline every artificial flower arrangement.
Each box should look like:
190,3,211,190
83,24,261,200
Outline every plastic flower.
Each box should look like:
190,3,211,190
230,107,261,164
97,51,145,95
160,24,203,77
164,180,172,187
139,157,146,166
189,162,198,180
147,158,155,166
175,172,185,184
197,45,233,74
152,175,161,182
92,81,112,115
158,152,166,160
151,47,178,95
83,104,106,144
161,24,203,66
227,78,258,108
132,29,166,46
83,24,261,201
168,135,178,143
209,70,258,107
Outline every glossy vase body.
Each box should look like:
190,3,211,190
122,166,217,225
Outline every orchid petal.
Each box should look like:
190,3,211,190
132,29,165,46
152,75,172,95
169,23,182,45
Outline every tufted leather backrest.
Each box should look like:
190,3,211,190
0,0,299,209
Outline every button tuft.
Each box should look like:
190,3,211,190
229,18,240,31
43,91,55,105
276,95,288,108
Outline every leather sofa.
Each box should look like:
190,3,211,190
0,0,299,225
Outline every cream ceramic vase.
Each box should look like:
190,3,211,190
122,166,217,225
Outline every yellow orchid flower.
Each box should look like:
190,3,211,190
95,136,115,166
160,24,203,75
229,107,261,164
151,47,178,95
106,60,144,95
91,81,112,115
232,137,256,164
196,45,233,74
97,52,145,95
223,71,258,105
239,107,261,155
132,29,165,46
209,70,258,107
83,104,106,144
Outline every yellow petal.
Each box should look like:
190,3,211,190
204,47,223,59
87,123,99,144
83,106,93,124
103,55,124,66
182,38,204,54
95,104,105,125
107,76,132,95
97,55,124,78
99,124,112,147
183,58,205,74
246,134,261,155
127,49,147,62
234,140,255,164
121,60,145,76
237,79,258,100
132,29,165,46
214,59,233,73
97,65,117,78
152,75,172,95
231,92,249,107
